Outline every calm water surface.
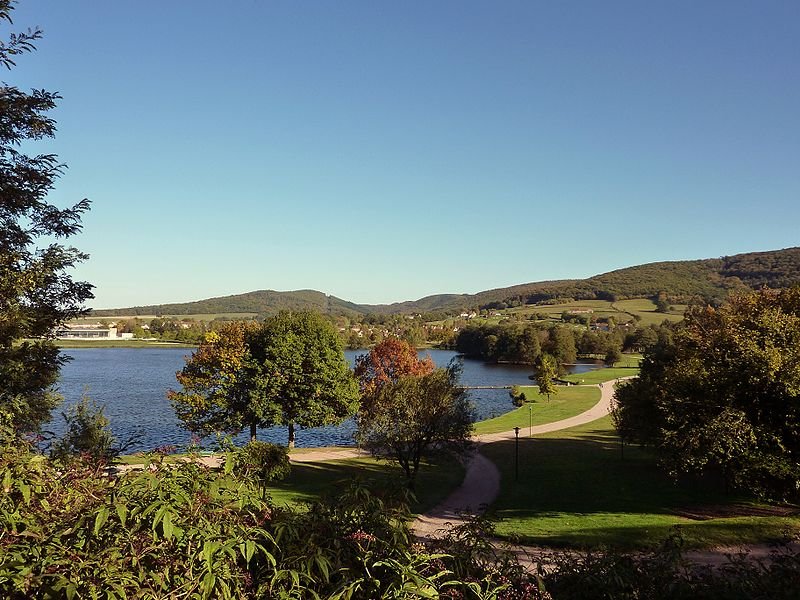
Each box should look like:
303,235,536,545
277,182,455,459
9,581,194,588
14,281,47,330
55,347,601,451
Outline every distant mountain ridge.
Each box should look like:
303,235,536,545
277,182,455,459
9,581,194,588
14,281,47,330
91,247,800,317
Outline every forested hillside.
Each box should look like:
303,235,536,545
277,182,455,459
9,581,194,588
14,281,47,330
93,290,365,317
92,247,800,317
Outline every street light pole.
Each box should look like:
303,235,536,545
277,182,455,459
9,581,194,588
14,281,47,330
529,404,532,437
514,426,520,482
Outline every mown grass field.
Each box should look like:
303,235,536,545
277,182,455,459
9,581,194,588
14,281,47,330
613,298,687,326
473,386,600,435
611,353,643,368
482,416,800,549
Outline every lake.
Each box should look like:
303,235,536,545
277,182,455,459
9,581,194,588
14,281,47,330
54,347,601,451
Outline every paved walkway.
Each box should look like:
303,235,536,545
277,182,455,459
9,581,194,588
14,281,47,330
412,379,624,539
289,447,361,462
111,446,363,475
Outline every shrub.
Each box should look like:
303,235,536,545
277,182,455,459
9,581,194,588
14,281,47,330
233,440,291,484
510,385,528,406
50,396,121,463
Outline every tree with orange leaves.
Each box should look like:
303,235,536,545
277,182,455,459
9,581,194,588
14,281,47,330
168,321,272,442
354,338,434,415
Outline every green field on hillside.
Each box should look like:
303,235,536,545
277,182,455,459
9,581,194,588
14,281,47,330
496,298,685,326
613,298,686,325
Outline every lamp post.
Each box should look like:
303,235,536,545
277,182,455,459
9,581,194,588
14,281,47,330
529,404,532,437
514,426,520,482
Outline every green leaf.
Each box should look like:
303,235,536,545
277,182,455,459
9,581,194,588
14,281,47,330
93,507,109,536
201,572,216,599
162,511,173,540
239,539,256,565
202,540,218,570
18,482,31,504
115,503,127,527
65,583,78,600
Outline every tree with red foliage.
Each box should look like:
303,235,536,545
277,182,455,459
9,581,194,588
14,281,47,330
354,338,434,413
354,338,473,484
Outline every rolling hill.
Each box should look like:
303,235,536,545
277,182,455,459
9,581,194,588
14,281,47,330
92,247,800,318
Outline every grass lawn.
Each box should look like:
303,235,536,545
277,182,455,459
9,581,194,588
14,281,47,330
562,368,638,385
510,300,633,324
499,298,687,328
482,416,800,549
268,454,465,515
474,386,600,435
613,353,642,368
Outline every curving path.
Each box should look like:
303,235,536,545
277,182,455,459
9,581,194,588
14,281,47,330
413,379,625,539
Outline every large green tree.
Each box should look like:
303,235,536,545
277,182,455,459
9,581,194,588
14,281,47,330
247,311,359,448
613,287,800,500
170,312,359,447
0,1,93,434
534,353,558,402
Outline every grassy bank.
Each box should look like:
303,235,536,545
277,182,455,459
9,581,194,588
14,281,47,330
53,339,196,349
562,367,638,385
482,416,799,549
473,386,600,435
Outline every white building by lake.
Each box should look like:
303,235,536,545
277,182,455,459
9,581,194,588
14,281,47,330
55,325,134,340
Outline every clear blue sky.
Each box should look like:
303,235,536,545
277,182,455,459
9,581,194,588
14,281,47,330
10,1,800,309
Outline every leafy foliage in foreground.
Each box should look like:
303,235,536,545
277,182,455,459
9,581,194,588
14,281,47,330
545,531,800,600
3,428,800,598
0,430,544,599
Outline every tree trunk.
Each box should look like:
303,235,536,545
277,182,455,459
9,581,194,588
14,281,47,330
250,421,257,442
287,422,295,449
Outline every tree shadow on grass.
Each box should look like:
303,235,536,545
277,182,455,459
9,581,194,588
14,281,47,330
269,459,399,504
483,433,742,516
481,430,800,548
498,517,799,551
268,454,464,514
